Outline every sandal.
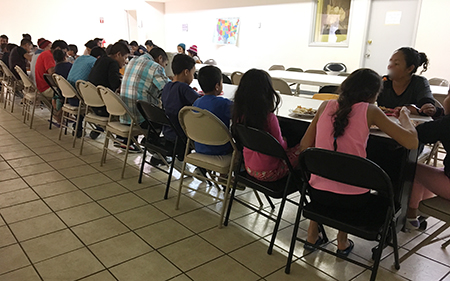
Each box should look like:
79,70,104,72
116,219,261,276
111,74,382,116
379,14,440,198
336,239,354,256
304,232,329,252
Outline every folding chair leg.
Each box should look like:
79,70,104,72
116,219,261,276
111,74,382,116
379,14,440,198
285,195,304,274
253,190,264,207
58,113,65,140
79,119,88,155
370,221,391,281
175,160,188,209
101,132,110,166
390,221,400,270
268,196,288,255
223,178,239,226
138,148,147,183
72,116,80,148
164,158,176,199
265,195,276,209
29,98,36,129
400,222,450,263
443,238,450,249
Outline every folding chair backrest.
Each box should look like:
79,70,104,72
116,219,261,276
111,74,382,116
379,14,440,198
269,65,285,71
231,71,243,85
179,106,235,148
323,62,347,72
14,66,34,88
43,74,61,98
305,69,327,75
76,80,105,107
271,77,293,95
136,100,171,127
429,77,449,87
318,85,339,94
286,67,303,72
299,148,394,199
312,93,339,101
204,59,217,65
98,86,138,126
53,74,79,99
233,124,290,165
0,60,16,81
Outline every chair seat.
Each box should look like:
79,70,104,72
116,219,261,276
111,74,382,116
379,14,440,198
143,137,172,157
186,152,232,174
106,121,141,137
236,169,300,198
419,196,450,222
85,113,109,125
24,93,36,100
303,194,389,240
62,103,79,112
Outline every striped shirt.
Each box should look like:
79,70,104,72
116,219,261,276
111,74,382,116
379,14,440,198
120,53,169,124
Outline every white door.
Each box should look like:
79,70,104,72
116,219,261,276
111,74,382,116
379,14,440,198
363,0,421,76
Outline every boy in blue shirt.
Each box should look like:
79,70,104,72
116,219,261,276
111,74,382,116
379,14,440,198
194,65,233,155
161,54,200,160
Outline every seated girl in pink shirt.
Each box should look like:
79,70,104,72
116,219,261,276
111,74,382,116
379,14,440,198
232,69,302,182
300,68,418,256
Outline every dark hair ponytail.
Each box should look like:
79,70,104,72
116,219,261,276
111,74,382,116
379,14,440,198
332,68,382,151
397,47,429,75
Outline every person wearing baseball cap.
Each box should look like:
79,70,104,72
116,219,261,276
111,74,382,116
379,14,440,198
30,38,52,85
187,45,202,63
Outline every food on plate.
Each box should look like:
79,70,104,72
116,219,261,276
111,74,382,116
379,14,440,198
292,106,317,115
379,106,394,113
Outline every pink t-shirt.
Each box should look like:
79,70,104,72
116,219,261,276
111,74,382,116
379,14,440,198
309,100,370,195
243,113,287,172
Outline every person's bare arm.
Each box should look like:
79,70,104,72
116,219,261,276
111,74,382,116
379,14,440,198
24,53,32,62
368,104,418,149
46,67,55,75
299,101,328,152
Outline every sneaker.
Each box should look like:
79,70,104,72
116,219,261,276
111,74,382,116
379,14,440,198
89,131,101,140
119,143,141,153
193,167,204,179
150,155,165,166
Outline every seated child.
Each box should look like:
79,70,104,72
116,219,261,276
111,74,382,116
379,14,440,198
161,54,199,160
194,65,232,155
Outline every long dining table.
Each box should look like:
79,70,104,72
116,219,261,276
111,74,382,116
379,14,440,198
190,79,428,232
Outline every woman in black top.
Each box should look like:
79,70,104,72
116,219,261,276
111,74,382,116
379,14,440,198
377,47,443,118
407,87,450,230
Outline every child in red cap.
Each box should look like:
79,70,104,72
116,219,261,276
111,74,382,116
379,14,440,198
187,45,202,63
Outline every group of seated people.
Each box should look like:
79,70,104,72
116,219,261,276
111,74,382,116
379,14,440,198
2,33,450,257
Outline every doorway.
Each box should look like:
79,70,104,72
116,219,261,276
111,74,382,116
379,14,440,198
363,0,421,76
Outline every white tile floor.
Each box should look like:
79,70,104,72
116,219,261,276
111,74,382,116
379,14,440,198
0,101,449,281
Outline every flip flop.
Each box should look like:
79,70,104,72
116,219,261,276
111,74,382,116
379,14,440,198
336,239,354,256
304,235,329,252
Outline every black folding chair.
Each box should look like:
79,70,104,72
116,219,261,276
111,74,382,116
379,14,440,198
224,124,302,254
285,148,400,281
323,62,347,72
136,100,183,199
43,73,63,129
319,85,339,94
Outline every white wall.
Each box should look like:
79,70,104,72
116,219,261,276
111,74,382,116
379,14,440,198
0,0,164,53
415,0,450,81
164,0,371,72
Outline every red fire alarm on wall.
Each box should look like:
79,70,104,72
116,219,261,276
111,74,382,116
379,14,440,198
100,17,104,24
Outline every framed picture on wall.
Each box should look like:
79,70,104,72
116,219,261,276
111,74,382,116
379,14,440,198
310,0,352,46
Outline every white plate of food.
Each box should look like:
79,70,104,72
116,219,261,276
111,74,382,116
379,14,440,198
289,106,317,118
